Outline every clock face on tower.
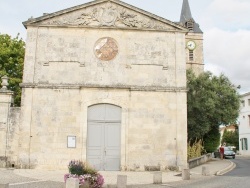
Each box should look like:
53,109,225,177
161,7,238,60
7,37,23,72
94,37,118,61
187,40,196,50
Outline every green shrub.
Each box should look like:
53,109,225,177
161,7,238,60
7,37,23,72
203,128,221,153
68,160,85,175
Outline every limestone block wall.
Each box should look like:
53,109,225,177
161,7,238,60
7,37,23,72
22,27,186,88
19,25,188,170
6,107,21,167
80,88,187,170
18,87,187,170
125,91,187,170
19,88,82,169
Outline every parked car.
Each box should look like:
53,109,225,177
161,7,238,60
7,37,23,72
223,147,236,159
214,146,236,159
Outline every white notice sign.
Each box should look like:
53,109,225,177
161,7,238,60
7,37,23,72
67,136,76,148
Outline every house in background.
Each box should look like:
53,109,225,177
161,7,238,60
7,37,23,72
239,92,250,156
220,125,237,135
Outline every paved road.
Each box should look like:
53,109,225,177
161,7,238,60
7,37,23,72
226,156,250,177
0,169,64,188
170,156,250,188
1,156,249,188
10,181,64,188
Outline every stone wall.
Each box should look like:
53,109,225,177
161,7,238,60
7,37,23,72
0,83,20,168
0,107,20,168
6,107,20,168
0,89,12,167
22,27,186,88
18,0,190,170
188,153,212,169
19,24,188,170
18,87,187,170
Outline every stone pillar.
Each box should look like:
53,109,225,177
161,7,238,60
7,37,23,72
202,166,210,176
182,168,190,180
117,175,127,188
0,76,13,167
153,172,162,184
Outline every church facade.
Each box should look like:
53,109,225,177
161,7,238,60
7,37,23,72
0,0,203,170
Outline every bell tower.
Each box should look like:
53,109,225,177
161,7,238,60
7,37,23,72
180,0,204,74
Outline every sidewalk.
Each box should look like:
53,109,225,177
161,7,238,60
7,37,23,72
13,158,235,187
190,158,235,176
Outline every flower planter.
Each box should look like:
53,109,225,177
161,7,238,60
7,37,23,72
64,160,104,188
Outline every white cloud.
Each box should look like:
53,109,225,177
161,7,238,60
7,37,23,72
210,0,250,13
1,0,249,94
204,0,250,30
204,28,250,93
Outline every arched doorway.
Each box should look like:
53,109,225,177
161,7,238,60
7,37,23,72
87,104,121,171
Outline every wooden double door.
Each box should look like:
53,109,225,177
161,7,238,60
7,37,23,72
87,104,121,171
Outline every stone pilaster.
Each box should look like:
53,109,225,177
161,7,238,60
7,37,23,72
0,76,13,167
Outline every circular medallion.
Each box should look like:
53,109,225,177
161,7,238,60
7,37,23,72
94,37,118,61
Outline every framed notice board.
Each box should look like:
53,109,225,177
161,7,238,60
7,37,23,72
67,136,76,148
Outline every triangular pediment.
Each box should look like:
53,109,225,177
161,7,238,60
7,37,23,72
23,0,187,32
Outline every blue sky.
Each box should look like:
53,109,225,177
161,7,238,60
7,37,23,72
0,0,250,93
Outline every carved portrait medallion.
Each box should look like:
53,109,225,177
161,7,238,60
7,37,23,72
94,37,118,61
98,5,118,26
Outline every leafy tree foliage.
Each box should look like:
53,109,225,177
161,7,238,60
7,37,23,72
222,128,239,150
187,70,240,142
0,34,25,106
203,127,221,153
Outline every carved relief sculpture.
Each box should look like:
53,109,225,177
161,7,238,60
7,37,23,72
44,2,172,30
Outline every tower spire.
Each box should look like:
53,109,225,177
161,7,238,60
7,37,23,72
180,0,202,33
180,0,192,24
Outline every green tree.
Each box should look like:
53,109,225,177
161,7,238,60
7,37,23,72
203,127,221,153
222,128,239,150
0,34,25,106
187,70,240,143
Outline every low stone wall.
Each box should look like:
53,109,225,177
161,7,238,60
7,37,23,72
0,107,20,169
188,153,212,169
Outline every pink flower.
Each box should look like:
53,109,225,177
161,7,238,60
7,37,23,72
64,160,104,187
64,174,70,183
